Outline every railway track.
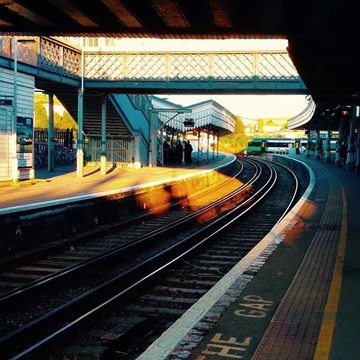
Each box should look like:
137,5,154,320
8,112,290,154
0,161,244,296
0,158,305,359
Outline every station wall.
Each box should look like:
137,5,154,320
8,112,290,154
0,67,34,181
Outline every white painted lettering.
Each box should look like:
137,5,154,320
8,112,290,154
234,295,274,317
243,295,273,304
202,344,245,358
201,333,252,359
212,333,252,346
234,309,266,318
240,302,273,311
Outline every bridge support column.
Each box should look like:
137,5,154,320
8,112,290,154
133,134,141,169
100,96,107,175
346,106,356,171
47,93,55,172
149,111,157,167
76,88,84,178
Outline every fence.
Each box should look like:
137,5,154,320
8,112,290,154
34,129,74,148
88,136,133,165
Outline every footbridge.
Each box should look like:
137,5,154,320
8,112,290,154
0,35,307,182
0,36,307,94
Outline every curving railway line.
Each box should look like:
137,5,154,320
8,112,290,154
0,158,307,359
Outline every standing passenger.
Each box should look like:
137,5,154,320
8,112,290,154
339,142,347,167
163,141,170,164
175,140,183,164
185,140,193,164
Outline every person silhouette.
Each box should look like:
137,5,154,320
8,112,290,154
185,140,193,164
175,140,183,164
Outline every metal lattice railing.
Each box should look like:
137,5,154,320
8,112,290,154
0,36,82,78
84,50,300,81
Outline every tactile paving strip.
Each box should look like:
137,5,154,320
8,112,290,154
251,170,343,360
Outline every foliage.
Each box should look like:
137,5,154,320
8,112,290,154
34,102,48,129
59,111,77,132
219,116,248,154
34,94,77,132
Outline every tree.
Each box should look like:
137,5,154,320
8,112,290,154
34,95,77,132
61,111,78,133
219,116,248,154
34,102,48,129
54,112,62,130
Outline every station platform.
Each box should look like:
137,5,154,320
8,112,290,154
0,153,235,215
138,155,360,360
1,153,359,359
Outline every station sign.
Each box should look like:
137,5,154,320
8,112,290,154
184,118,195,127
0,99,13,106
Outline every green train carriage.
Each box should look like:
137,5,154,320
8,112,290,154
246,138,296,155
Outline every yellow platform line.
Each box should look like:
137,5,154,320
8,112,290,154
314,186,347,359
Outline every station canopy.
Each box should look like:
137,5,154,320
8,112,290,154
151,96,235,135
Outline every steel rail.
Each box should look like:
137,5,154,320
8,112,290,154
0,160,248,306
1,160,281,359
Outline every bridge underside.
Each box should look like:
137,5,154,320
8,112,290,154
1,0,359,135
35,79,130,136
0,0,358,109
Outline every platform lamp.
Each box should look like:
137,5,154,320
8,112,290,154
12,36,36,183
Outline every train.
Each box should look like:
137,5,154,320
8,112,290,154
246,137,337,156
246,138,297,155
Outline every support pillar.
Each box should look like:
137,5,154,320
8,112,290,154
306,130,311,158
335,116,345,167
355,107,360,174
133,134,141,168
181,132,186,166
346,105,356,171
11,37,18,183
324,127,332,163
149,111,157,167
100,96,107,175
47,93,55,172
160,126,164,166
197,129,201,164
314,128,321,160
76,88,84,178
212,132,215,159
206,131,210,163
